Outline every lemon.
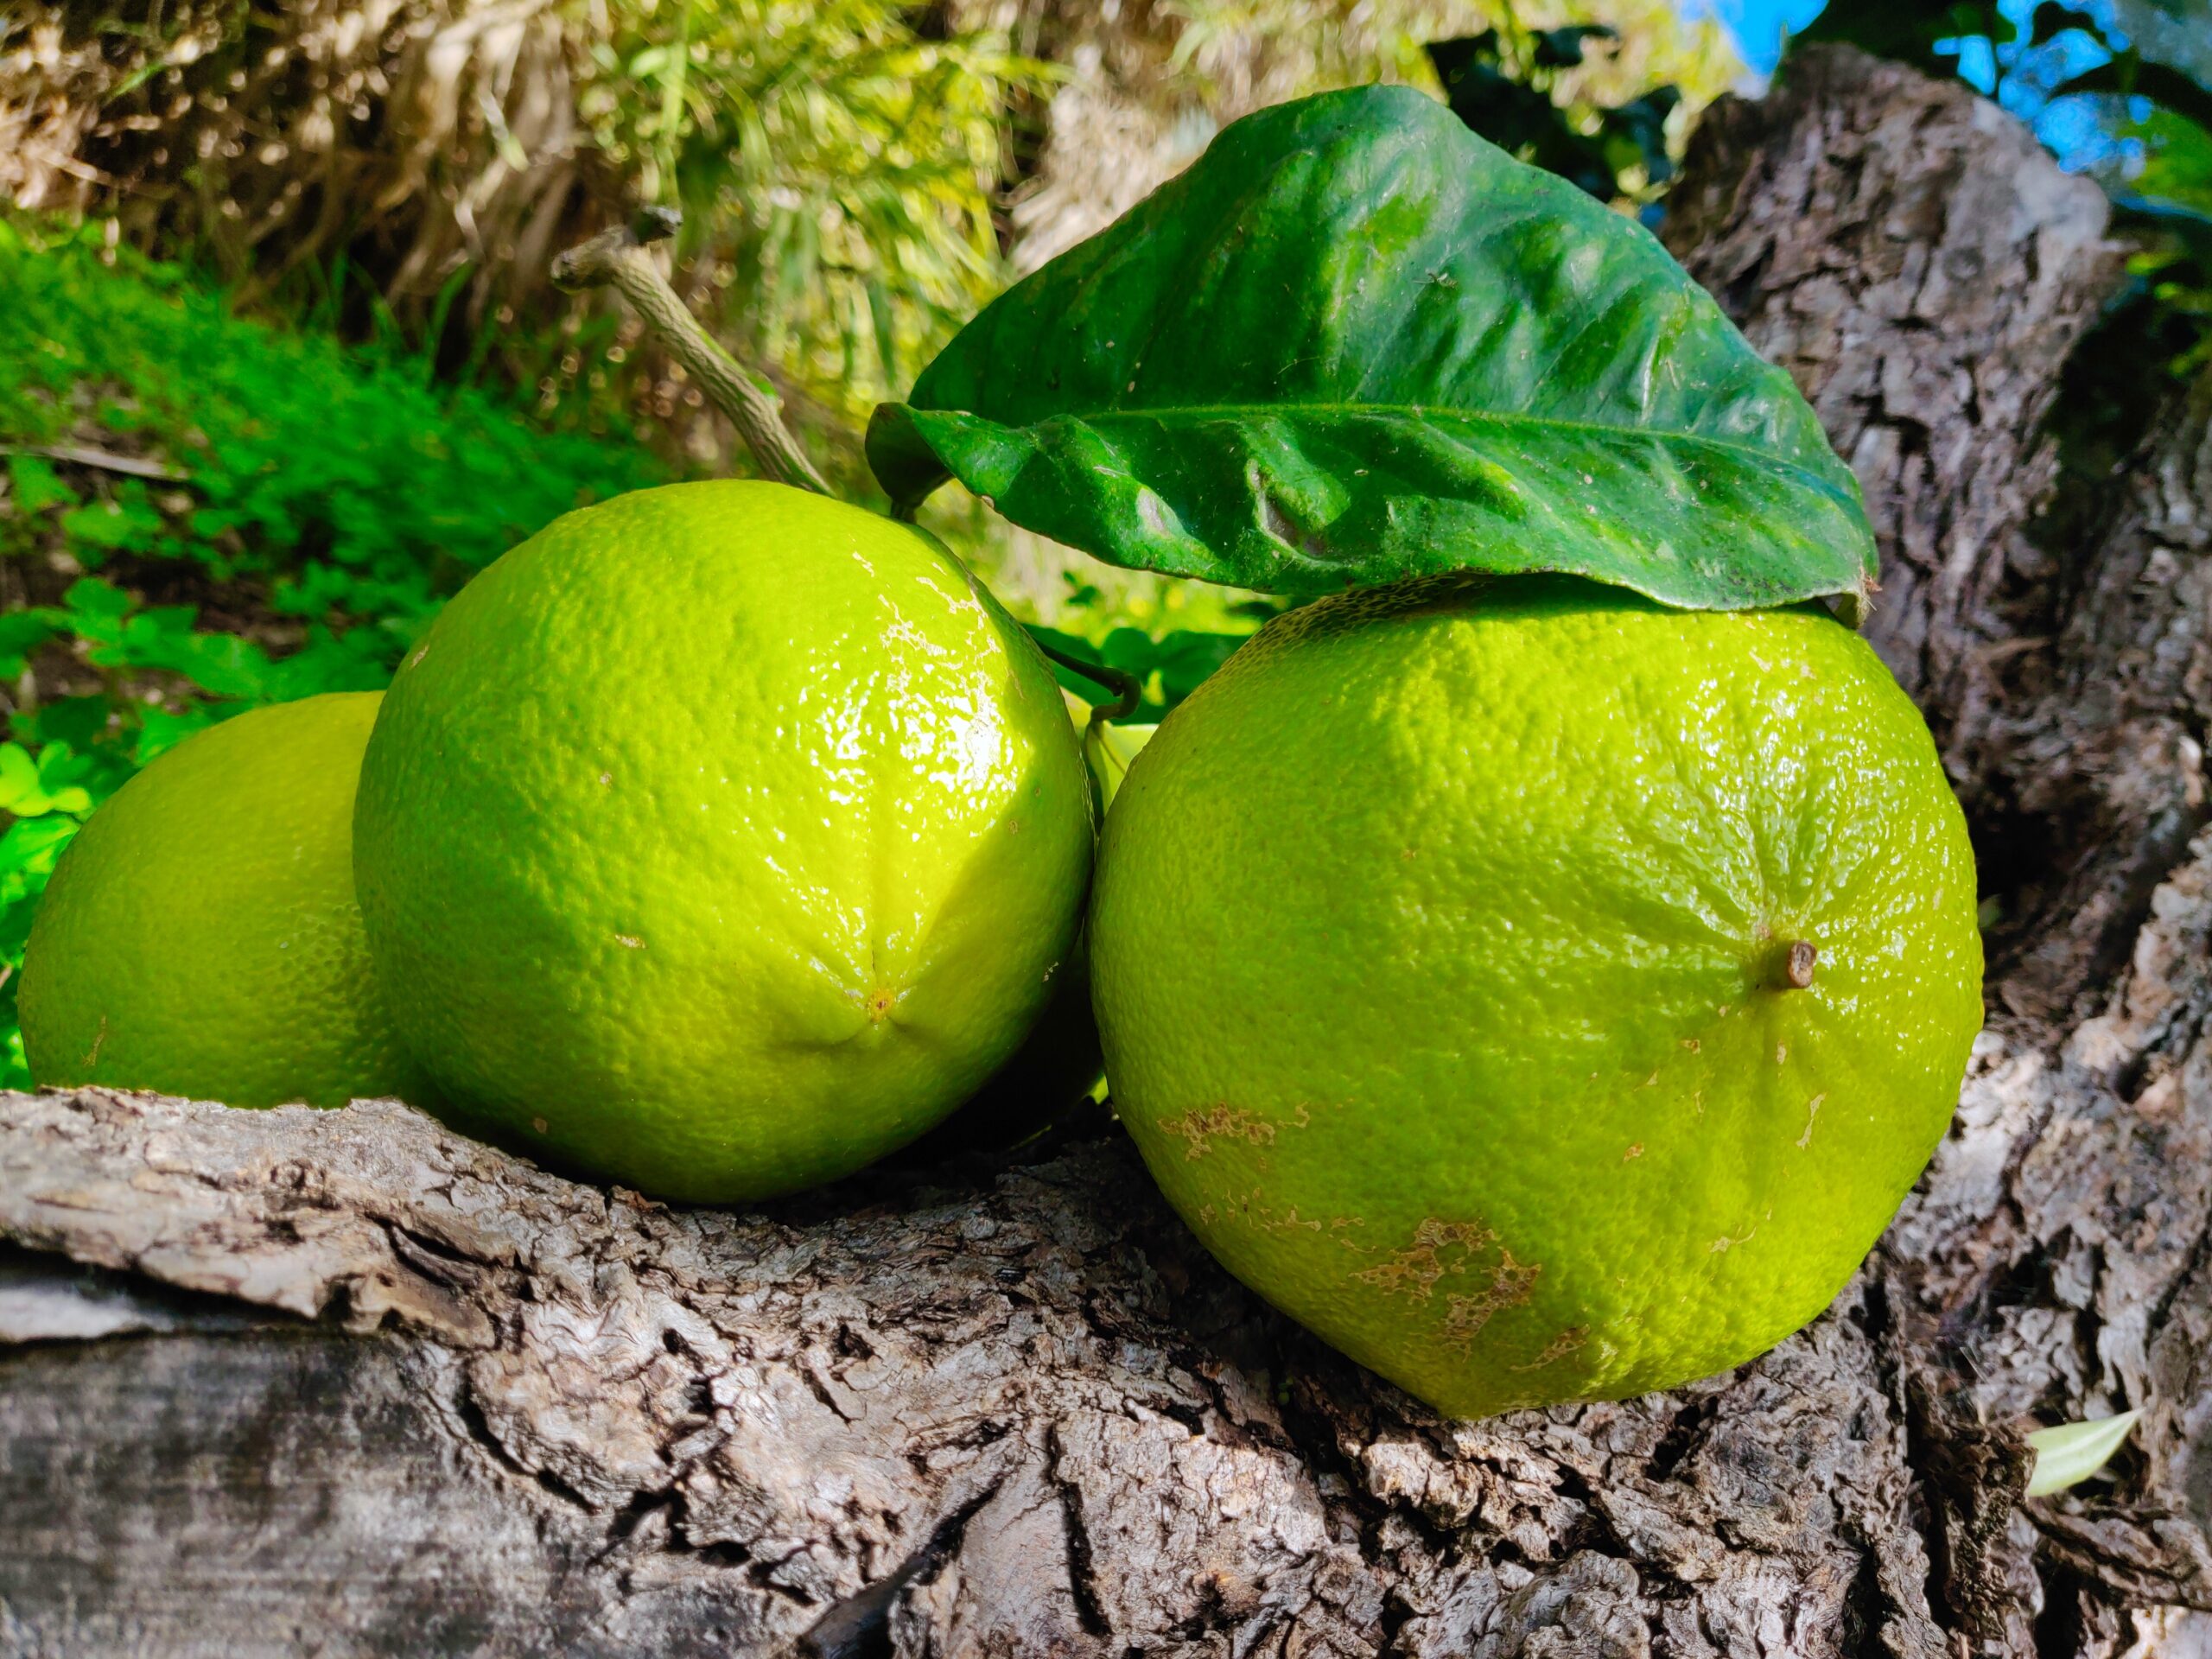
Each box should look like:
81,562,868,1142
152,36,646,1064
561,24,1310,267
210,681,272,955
1090,575,1982,1419
936,932,1103,1152
21,692,429,1109
353,480,1093,1202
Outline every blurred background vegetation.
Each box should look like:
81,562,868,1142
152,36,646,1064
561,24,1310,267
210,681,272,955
0,0,2205,1085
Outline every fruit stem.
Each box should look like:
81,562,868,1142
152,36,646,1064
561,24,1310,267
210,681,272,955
1775,940,1818,990
552,207,834,498
1030,638,1143,722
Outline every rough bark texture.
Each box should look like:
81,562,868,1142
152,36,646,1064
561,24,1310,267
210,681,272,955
6,45,2212,1657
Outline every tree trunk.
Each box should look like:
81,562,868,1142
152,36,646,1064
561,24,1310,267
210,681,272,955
6,45,2212,1657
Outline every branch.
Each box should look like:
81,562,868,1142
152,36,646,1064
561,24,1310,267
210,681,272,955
552,207,832,496
3,443,188,483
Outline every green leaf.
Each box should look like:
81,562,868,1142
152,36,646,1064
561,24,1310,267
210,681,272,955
2025,1410,2141,1497
0,742,93,820
1025,623,1250,717
6,454,79,515
60,577,135,631
869,86,1876,616
0,610,62,680
1083,720,1158,811
59,487,163,557
0,817,84,913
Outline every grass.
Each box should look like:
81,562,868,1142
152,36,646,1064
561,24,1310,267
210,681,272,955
0,221,668,1085
0,221,1268,1090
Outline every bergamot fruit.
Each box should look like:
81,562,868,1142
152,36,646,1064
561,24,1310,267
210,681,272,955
21,691,430,1109
353,480,1093,1202
1090,574,1981,1419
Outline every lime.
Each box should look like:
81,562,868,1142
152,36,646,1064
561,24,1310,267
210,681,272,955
21,692,430,1109
1090,575,1982,1419
927,930,1103,1154
353,480,1093,1202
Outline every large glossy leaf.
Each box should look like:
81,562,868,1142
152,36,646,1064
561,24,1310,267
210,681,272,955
868,85,1877,616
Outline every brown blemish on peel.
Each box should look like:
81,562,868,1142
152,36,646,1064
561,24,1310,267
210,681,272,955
1796,1092,1827,1149
1444,1249,1541,1348
1164,1104,1296,1160
1513,1326,1588,1371
1354,1218,1495,1300
1228,1189,1362,1243
1353,1217,1542,1349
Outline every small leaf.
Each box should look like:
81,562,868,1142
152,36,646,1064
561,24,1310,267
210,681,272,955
0,816,84,900
61,577,134,631
59,487,162,556
0,610,62,680
0,746,40,813
6,454,79,515
1083,720,1158,811
870,86,1876,617
2025,1410,2141,1497
0,742,93,820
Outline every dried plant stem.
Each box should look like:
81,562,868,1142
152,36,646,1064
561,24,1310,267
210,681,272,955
552,207,832,497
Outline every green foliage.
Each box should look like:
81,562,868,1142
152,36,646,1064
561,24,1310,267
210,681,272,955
1,225,661,601
1028,624,1260,721
2122,93,2212,380
873,86,1873,613
1427,26,1681,202
1791,0,2055,60
1157,0,1743,119
574,0,1057,449
18,1,1052,481
0,224,665,1084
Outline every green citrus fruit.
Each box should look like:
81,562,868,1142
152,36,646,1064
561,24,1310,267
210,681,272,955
910,702,1150,1159
925,930,1103,1154
21,692,430,1109
353,480,1093,1202
1090,575,1982,1420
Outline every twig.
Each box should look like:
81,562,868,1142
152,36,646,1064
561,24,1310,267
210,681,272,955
551,207,831,496
1029,637,1143,722
3,443,188,483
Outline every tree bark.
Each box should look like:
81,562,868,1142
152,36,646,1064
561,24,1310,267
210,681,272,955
6,45,2212,1657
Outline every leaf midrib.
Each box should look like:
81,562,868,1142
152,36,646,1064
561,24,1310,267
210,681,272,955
913,400,1852,489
